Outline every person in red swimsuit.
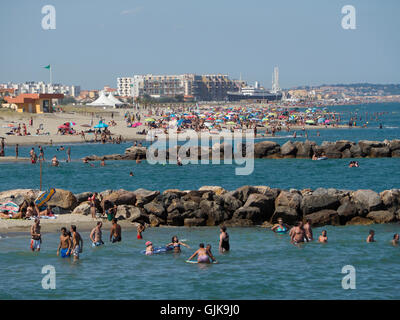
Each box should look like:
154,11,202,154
137,223,145,239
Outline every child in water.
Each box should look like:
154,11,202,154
145,241,154,255
367,230,375,243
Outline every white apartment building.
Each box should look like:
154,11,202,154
117,77,133,97
0,82,80,97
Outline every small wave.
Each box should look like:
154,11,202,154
384,126,399,129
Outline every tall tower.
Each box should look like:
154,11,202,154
271,66,280,93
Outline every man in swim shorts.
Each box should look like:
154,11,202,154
110,218,122,243
57,227,72,258
90,222,104,246
30,218,41,252
70,225,83,261
219,225,230,252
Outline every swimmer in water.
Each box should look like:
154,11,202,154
289,221,305,245
100,159,106,166
137,223,145,239
366,229,375,243
219,225,230,252
129,171,134,176
145,241,154,255
187,243,213,263
303,219,313,242
391,234,399,246
166,235,190,253
51,155,59,167
271,218,290,234
318,230,328,243
206,244,217,263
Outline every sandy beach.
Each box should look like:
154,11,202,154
0,107,348,147
0,214,139,234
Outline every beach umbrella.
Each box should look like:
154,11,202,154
68,122,76,126
94,122,108,128
305,120,315,125
226,121,236,125
58,124,70,129
318,118,326,124
145,118,155,122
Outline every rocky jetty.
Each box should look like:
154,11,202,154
2,186,400,228
83,139,400,161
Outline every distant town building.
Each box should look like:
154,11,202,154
0,82,80,97
117,77,133,97
121,74,242,101
4,93,64,113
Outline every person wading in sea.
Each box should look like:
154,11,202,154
219,225,230,253
110,218,122,243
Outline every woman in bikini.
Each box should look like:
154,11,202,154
166,235,190,253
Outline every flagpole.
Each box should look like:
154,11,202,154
50,66,52,85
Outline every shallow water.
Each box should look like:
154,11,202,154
1,224,400,300
0,102,399,300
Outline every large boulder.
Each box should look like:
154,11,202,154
0,189,39,206
198,186,226,196
101,190,137,207
47,189,77,210
71,202,91,215
133,189,160,206
167,199,184,213
167,210,184,226
243,193,275,221
275,190,302,211
301,188,341,215
369,147,391,158
233,206,262,223
128,207,149,223
351,189,382,214
366,210,396,224
281,141,297,157
74,192,92,205
380,189,400,211
358,141,385,156
294,141,316,158
320,142,342,158
388,140,400,151
346,216,374,225
184,218,206,227
335,140,354,152
149,214,163,227
220,193,243,213
349,144,362,158
231,186,259,203
200,200,227,226
124,146,147,159
337,201,358,224
254,141,281,158
271,206,300,225
144,201,166,218
305,209,339,227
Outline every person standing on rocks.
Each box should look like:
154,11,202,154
219,225,230,252
303,219,313,242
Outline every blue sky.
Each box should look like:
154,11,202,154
1,0,399,90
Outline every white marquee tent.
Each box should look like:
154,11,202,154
87,92,124,108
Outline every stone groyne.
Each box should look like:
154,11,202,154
83,139,400,161
1,186,399,228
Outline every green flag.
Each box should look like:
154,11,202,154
44,65,51,69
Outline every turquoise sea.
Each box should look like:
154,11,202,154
0,103,399,300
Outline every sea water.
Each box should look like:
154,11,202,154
0,103,399,299
0,224,400,300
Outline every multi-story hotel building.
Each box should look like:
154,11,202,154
121,74,241,101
